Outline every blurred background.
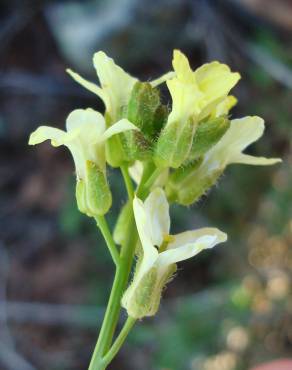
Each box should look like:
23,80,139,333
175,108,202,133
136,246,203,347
0,0,291,369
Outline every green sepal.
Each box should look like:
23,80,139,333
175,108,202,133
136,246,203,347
104,112,130,167
119,82,168,162
125,264,177,319
106,135,129,167
126,81,167,140
76,161,112,217
154,118,196,169
121,130,151,162
188,116,230,162
166,165,223,206
167,157,203,188
113,201,132,245
76,179,87,215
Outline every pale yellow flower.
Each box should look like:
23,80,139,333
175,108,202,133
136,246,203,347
67,51,173,122
166,50,240,126
122,188,227,318
29,108,137,179
197,116,281,173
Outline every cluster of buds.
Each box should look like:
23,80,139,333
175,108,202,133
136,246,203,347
29,50,281,319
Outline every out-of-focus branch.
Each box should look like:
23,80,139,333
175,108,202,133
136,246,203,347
0,71,91,97
246,43,292,89
211,3,292,90
0,345,37,370
0,243,37,370
0,301,104,328
0,286,230,329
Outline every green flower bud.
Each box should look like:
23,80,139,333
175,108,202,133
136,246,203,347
122,264,177,319
154,117,196,169
105,83,168,165
121,130,151,162
127,82,167,140
188,116,230,162
76,161,112,216
120,82,168,162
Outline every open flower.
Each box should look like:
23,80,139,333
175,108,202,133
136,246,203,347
166,116,282,206
67,51,173,122
29,108,137,179
196,116,281,172
166,49,240,126
122,188,227,318
29,108,137,216
154,50,240,168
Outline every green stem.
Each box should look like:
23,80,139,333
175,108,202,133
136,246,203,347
143,167,161,189
136,167,162,200
135,161,154,197
120,165,134,201
95,215,120,266
89,212,137,370
101,317,136,368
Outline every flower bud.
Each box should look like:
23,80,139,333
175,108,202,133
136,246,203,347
127,82,167,140
122,264,176,319
76,160,112,216
154,117,196,169
121,82,168,162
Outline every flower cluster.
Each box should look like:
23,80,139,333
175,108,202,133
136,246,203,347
29,50,281,319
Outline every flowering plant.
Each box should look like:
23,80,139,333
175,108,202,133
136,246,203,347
29,50,281,370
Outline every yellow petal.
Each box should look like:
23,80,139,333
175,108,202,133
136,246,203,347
101,118,138,141
151,71,175,87
144,188,170,247
66,108,105,136
133,196,159,273
213,95,238,117
129,161,144,184
66,69,106,102
194,61,241,103
167,78,202,124
157,228,227,267
232,153,282,166
172,49,195,83
29,126,66,147
93,51,137,119
203,116,282,169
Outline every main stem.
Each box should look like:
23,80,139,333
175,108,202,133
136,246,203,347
89,213,137,370
88,166,149,370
